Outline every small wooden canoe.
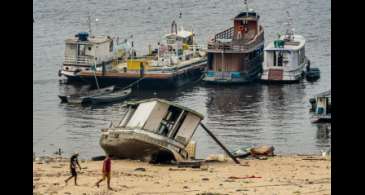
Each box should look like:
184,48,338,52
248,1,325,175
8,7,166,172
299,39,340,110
58,85,115,104
87,88,132,104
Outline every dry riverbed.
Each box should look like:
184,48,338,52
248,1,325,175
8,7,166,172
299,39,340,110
33,155,330,195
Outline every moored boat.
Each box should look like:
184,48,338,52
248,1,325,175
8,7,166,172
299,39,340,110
261,12,308,83
59,17,130,82
203,1,264,84
78,20,207,89
99,98,204,162
309,90,331,123
59,32,116,81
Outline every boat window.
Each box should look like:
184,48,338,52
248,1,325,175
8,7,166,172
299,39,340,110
298,47,305,64
119,106,137,127
157,106,182,137
277,52,283,66
168,111,188,139
78,44,86,56
174,113,201,145
110,40,113,52
273,52,277,66
126,102,156,128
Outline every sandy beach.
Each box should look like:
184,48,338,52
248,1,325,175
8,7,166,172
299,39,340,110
33,155,330,195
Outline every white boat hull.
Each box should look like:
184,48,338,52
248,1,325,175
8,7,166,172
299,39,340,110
100,129,188,162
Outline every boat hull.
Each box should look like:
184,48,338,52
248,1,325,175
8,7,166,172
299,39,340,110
203,66,262,84
260,66,305,83
311,115,331,123
88,89,131,104
78,62,206,89
260,72,304,84
100,129,187,162
100,137,173,161
203,48,264,84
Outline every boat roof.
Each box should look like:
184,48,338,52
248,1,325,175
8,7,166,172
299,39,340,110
165,29,193,39
125,98,204,119
315,90,331,98
65,35,112,44
265,34,305,51
232,9,259,21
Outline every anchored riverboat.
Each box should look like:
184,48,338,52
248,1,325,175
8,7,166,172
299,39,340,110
203,1,264,84
78,20,207,89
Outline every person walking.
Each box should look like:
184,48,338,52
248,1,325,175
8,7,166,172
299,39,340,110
64,152,82,186
95,154,113,190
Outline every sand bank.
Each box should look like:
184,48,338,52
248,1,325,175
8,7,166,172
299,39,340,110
33,155,330,195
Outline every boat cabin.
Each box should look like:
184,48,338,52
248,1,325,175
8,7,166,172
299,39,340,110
231,10,260,42
118,99,204,146
165,20,194,46
63,32,114,72
312,90,331,116
264,35,306,69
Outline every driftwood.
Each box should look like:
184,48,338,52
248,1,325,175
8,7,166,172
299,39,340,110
301,158,328,161
136,190,200,194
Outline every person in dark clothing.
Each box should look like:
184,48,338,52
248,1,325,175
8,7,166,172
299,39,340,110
64,152,82,186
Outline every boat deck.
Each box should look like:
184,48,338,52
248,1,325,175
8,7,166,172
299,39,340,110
79,58,207,79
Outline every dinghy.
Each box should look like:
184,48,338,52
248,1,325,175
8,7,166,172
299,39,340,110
58,85,115,104
87,88,132,104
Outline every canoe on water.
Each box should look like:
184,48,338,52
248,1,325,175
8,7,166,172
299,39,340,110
87,88,132,104
58,85,115,104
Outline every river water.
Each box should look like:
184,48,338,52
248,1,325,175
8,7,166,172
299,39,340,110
33,0,331,159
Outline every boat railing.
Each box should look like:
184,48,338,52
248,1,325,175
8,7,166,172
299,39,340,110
187,44,207,51
214,27,234,40
64,55,94,65
207,30,264,52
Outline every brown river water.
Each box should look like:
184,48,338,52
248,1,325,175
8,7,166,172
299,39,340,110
33,0,330,158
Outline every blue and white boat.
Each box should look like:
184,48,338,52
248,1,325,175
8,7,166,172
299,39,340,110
309,90,331,123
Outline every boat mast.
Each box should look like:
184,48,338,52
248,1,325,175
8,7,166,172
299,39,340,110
285,11,294,40
93,59,100,89
87,15,92,36
244,0,249,16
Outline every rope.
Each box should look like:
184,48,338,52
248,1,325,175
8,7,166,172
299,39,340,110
119,77,145,90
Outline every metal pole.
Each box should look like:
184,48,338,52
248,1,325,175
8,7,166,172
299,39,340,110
93,60,100,89
199,122,240,164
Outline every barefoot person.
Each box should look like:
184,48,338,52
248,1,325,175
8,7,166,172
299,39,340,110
64,152,82,186
95,154,113,190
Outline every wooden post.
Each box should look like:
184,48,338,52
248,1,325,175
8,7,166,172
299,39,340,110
199,122,240,164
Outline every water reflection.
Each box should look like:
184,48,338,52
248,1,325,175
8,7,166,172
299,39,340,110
316,123,331,146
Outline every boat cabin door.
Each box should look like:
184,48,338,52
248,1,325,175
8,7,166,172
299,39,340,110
77,44,86,57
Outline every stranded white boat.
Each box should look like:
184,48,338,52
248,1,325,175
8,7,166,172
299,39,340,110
99,99,204,162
